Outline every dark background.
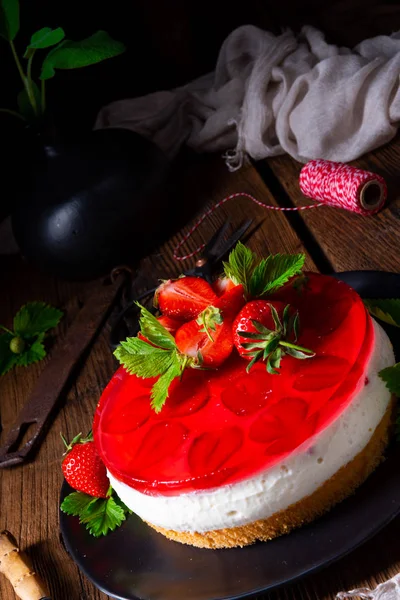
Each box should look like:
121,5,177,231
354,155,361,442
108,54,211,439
1,0,400,133
1,0,400,222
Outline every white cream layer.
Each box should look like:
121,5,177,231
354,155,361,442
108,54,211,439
109,319,395,533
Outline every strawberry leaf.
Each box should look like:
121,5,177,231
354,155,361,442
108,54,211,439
364,299,400,328
379,363,400,396
114,338,175,378
150,357,182,413
13,302,63,338
223,242,256,292
249,254,305,297
15,332,46,367
60,491,95,517
79,496,126,537
137,303,176,350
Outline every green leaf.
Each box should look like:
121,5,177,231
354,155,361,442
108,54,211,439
24,27,65,56
364,299,400,328
17,81,41,121
15,332,46,367
60,491,95,517
13,302,63,338
0,0,19,41
137,303,176,350
223,242,257,292
79,496,126,537
249,253,305,297
150,358,181,413
0,332,18,375
114,338,175,378
379,363,400,396
40,30,126,80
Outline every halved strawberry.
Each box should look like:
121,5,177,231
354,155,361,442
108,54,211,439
175,312,234,368
215,283,245,319
155,277,218,321
233,300,314,373
156,315,182,335
212,276,237,296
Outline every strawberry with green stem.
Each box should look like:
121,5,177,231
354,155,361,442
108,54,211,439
60,432,131,537
233,300,315,374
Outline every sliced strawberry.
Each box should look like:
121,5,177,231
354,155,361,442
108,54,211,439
156,315,181,335
175,318,234,368
215,283,245,319
154,277,218,321
188,427,243,477
212,276,237,296
233,300,288,359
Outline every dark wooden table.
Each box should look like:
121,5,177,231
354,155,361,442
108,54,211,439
1,142,400,600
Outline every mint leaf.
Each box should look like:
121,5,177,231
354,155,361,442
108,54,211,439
114,338,175,378
137,304,176,350
151,358,182,413
80,496,126,537
13,302,63,338
223,242,256,292
379,363,400,396
25,27,65,56
364,299,400,328
249,254,305,297
0,333,18,375
15,332,46,367
60,491,95,517
0,0,19,41
40,30,126,80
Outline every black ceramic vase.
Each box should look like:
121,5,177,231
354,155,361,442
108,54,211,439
11,127,170,280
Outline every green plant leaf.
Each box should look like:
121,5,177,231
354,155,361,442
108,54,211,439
114,338,175,378
150,358,182,413
223,242,257,293
40,30,126,80
13,302,63,338
0,0,19,41
249,253,305,297
60,491,96,517
17,81,41,121
24,27,65,57
364,299,400,328
137,303,176,350
379,362,400,396
79,496,126,537
0,332,18,375
15,332,46,367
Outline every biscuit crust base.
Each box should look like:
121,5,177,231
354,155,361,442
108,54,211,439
148,399,395,549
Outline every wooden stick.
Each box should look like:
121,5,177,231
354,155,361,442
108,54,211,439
0,531,50,600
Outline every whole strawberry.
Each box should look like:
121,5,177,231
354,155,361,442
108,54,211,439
61,432,110,498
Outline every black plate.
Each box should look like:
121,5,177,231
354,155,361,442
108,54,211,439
60,271,400,600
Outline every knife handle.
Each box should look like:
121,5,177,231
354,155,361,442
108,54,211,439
0,531,50,600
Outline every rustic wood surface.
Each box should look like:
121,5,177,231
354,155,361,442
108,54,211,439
0,152,398,599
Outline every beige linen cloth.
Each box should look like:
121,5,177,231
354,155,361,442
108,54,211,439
96,25,400,170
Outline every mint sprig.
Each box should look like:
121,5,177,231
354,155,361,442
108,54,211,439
223,242,305,298
364,299,400,328
114,304,190,413
0,301,63,376
61,489,129,537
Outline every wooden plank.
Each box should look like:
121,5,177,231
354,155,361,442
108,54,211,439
265,137,400,272
0,155,315,600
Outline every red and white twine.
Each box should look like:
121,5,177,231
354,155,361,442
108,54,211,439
173,160,387,262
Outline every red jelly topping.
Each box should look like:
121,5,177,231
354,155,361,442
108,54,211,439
93,274,374,496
